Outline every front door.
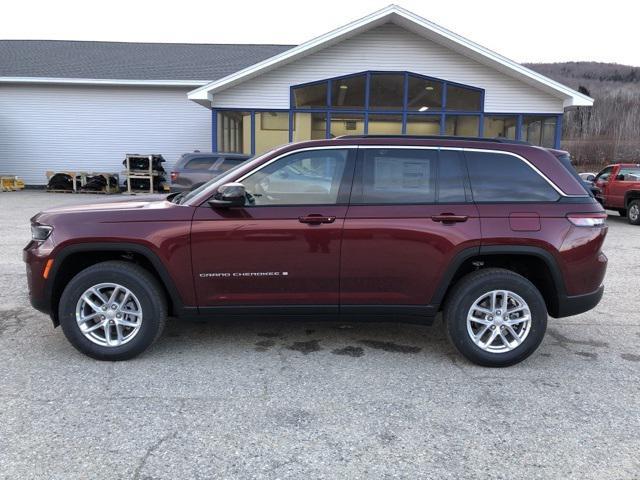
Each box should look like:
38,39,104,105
191,147,355,308
340,147,481,308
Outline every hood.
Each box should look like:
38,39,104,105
37,194,169,215
30,194,179,226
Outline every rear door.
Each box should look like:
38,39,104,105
339,147,481,308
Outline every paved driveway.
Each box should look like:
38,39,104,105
0,191,638,479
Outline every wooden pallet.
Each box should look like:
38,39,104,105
46,171,120,194
0,176,25,191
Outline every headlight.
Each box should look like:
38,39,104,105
31,224,53,241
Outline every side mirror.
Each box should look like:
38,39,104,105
208,182,246,208
616,174,625,181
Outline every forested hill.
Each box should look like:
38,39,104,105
525,62,640,166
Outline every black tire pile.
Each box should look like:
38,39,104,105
122,155,167,192
81,175,119,192
47,173,74,191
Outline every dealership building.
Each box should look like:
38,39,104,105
0,5,592,185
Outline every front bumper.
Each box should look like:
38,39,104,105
554,284,604,318
23,241,52,316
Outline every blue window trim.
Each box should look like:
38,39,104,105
212,71,563,152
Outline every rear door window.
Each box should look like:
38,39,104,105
617,167,640,181
353,148,436,204
465,151,559,202
185,156,220,170
218,158,247,172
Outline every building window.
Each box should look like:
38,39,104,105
367,114,403,135
212,72,562,152
331,74,366,109
255,112,290,155
369,73,404,110
329,113,364,137
522,116,557,147
445,115,480,136
292,82,327,108
406,115,441,135
445,84,482,111
407,75,443,111
484,115,517,139
293,112,327,142
218,111,251,154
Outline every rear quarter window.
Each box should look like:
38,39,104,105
465,151,559,202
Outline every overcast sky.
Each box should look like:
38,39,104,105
1,0,637,66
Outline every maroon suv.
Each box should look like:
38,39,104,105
24,136,608,366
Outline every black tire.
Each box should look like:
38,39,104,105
627,200,640,225
443,268,547,367
617,209,627,217
58,261,167,360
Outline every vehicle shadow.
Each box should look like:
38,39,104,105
153,314,454,361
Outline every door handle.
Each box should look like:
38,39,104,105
298,214,336,224
431,214,468,224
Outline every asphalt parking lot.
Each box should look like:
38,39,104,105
0,190,638,480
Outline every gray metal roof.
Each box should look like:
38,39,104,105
0,40,294,81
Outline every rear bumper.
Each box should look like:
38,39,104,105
554,284,604,318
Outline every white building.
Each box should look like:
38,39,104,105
0,5,592,185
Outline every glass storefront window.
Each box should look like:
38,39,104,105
218,111,251,154
367,114,403,135
293,112,327,142
329,113,364,137
483,115,517,139
445,115,480,136
445,84,482,111
292,82,327,108
523,116,557,147
369,73,404,110
331,74,366,109
407,76,443,111
406,115,441,135
255,112,290,155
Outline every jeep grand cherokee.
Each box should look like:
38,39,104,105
24,136,608,366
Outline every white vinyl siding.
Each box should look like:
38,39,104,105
211,24,563,114
0,84,211,185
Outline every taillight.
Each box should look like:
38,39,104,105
170,172,178,182
567,213,607,227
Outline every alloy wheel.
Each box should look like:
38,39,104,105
466,290,532,353
75,283,143,347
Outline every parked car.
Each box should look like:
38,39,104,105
170,152,250,192
25,135,608,367
592,163,640,224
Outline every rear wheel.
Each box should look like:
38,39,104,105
58,261,167,360
443,268,547,367
628,200,640,225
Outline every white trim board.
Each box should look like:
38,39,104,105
187,4,593,109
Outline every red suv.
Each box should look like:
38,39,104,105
24,136,608,366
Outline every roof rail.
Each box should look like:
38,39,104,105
334,134,531,145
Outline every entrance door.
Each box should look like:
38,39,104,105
340,147,481,307
191,148,355,308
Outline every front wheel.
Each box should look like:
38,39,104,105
58,261,167,360
628,200,640,225
443,268,547,367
